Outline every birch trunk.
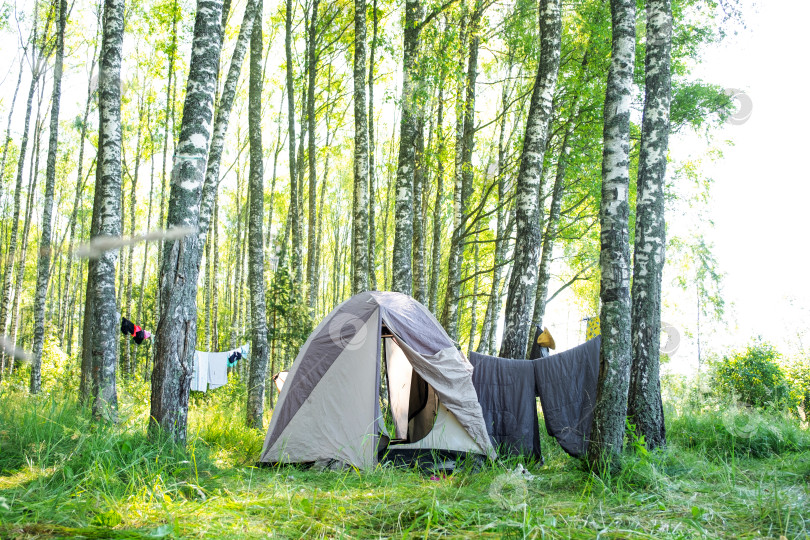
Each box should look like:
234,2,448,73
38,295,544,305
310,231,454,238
628,0,672,451
442,8,479,339
306,0,321,303
428,82,444,315
150,0,224,443
0,59,39,376
246,8,269,429
587,0,636,470
30,0,67,394
198,0,258,240
531,119,573,336
499,0,561,358
367,0,378,290
88,0,125,422
352,0,369,295
391,0,423,295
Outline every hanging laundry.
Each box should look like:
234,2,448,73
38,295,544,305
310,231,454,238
207,352,230,389
529,326,556,359
585,316,600,341
228,350,242,368
191,352,209,392
120,317,152,345
533,336,600,458
468,351,543,461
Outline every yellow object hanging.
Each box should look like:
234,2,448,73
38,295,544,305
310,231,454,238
585,316,601,341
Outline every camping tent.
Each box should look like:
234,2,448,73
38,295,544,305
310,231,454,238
258,291,496,469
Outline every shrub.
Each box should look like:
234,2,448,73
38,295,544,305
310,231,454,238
784,357,810,414
712,340,792,409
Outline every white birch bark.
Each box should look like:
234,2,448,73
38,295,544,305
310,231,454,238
629,0,672,451
587,0,636,469
352,0,369,294
89,0,125,422
150,0,224,443
30,0,67,394
246,7,269,429
499,0,562,358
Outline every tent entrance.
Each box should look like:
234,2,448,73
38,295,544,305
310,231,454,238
380,333,438,445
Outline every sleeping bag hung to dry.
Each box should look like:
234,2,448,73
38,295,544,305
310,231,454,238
468,351,543,460
533,336,600,458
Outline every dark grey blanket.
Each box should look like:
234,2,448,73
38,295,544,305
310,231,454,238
468,352,542,460
533,336,600,458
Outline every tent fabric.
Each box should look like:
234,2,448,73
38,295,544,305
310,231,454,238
259,291,496,468
534,336,601,458
468,351,542,460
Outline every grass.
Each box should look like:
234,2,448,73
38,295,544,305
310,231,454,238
1,373,809,539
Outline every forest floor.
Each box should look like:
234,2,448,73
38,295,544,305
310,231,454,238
0,377,808,539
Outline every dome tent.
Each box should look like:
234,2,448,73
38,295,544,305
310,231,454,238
258,291,496,469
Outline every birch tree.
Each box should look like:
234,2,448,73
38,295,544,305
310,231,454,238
352,0,369,294
586,0,636,470
499,0,562,358
88,0,126,421
628,0,673,451
246,4,269,430
150,0,224,443
30,0,67,394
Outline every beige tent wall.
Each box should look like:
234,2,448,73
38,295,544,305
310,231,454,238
260,310,381,468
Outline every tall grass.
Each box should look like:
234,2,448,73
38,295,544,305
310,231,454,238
1,370,808,538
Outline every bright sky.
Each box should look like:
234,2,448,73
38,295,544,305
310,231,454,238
668,0,810,363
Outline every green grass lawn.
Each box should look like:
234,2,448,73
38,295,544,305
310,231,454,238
1,381,808,539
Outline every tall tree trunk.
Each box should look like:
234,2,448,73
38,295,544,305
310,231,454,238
285,0,304,292
307,0,321,303
478,62,512,354
137,112,156,376
391,0,424,295
428,81,444,315
0,57,25,188
126,111,142,364
467,230,480,355
89,0,125,422
9,110,43,374
211,195,220,351
499,0,562,358
201,0,258,239
442,6,479,339
367,0,378,290
352,0,369,295
0,61,39,377
246,7,269,429
30,0,67,394
586,0,636,470
628,0,672,451
150,0,224,443
155,0,179,336
531,119,573,338
412,112,427,304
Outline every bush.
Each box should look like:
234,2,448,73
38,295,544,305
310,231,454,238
712,341,792,409
784,357,810,414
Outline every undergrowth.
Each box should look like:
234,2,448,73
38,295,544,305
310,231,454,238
1,375,808,539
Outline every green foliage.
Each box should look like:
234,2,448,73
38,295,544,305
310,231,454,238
784,357,810,414
712,340,792,409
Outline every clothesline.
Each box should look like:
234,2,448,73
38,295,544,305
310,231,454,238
191,344,249,392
